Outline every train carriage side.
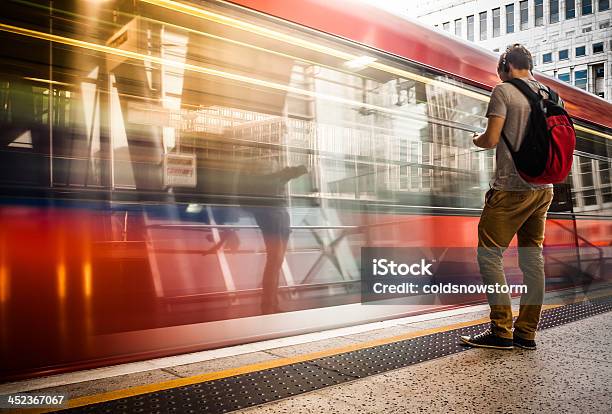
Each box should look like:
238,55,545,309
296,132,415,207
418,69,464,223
0,0,610,381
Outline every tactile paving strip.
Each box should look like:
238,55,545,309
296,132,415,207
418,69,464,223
60,297,612,414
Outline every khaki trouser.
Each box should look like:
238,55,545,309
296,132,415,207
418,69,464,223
477,187,554,340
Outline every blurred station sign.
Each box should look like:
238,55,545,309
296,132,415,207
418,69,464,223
163,153,197,188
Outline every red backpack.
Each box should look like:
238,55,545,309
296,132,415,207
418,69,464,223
501,78,576,184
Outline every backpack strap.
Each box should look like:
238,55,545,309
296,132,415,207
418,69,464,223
501,131,516,153
547,87,560,104
504,78,541,104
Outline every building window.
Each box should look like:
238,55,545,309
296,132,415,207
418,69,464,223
467,15,474,41
582,0,593,14
600,21,611,29
550,0,560,23
593,42,604,53
443,21,450,31
575,70,587,89
559,49,569,60
543,52,553,63
506,4,515,33
535,0,544,26
595,67,605,78
520,1,529,30
558,73,570,83
455,18,462,36
582,26,593,33
480,11,487,40
493,8,501,37
600,0,610,11
566,0,576,18
576,45,586,56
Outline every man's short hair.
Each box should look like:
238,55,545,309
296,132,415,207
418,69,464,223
497,44,534,73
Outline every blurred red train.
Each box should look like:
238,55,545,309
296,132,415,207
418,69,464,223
0,0,611,381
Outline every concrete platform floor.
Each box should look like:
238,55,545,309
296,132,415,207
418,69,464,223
239,312,612,414
0,306,492,399
1,297,610,413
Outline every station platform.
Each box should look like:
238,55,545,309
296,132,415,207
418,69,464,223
2,293,611,414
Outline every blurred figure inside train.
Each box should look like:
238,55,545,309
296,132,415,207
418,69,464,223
235,158,308,314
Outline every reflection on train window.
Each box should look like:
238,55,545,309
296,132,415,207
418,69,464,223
599,160,612,204
0,0,495,208
569,146,612,213
0,1,609,214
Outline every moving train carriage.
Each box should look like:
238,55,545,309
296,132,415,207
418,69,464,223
0,0,611,380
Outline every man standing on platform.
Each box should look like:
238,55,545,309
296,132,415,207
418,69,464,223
460,44,554,350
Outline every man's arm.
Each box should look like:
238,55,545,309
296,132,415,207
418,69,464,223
266,165,308,184
473,115,505,149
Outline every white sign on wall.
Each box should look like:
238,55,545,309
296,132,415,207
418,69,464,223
163,153,197,188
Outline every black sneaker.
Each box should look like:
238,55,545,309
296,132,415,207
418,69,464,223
513,335,537,350
460,329,513,350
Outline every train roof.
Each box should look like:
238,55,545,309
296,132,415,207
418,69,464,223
229,0,612,131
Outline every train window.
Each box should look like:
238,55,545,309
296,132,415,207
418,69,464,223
599,160,611,184
572,127,612,213
0,0,493,210
577,157,597,206
600,159,612,203
1,0,609,222
580,158,594,188
0,81,51,187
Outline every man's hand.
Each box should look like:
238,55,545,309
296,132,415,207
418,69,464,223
274,165,309,183
472,132,480,147
473,116,505,149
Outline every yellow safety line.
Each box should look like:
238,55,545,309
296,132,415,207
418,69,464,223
23,305,568,413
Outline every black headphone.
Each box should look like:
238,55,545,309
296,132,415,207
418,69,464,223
500,53,510,73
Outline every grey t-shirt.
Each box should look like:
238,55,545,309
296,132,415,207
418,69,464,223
486,77,554,191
